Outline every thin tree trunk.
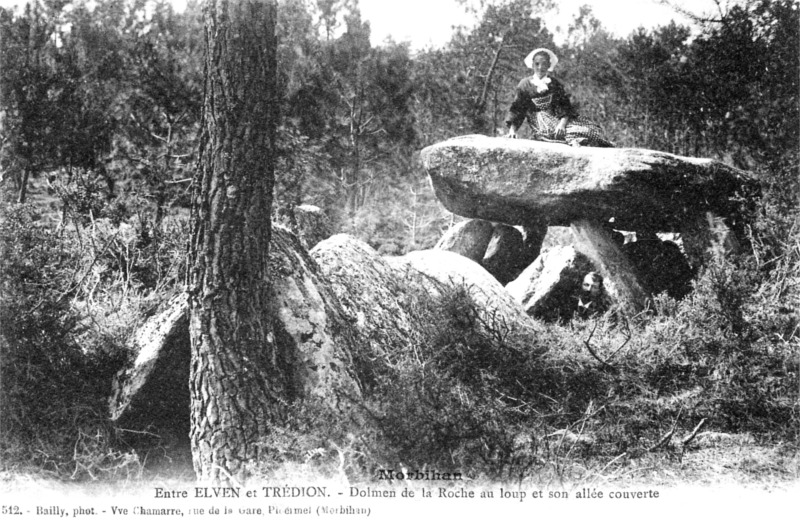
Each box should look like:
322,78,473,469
17,166,31,204
188,0,280,484
473,33,507,133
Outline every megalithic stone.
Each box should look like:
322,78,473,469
420,135,758,233
570,219,651,314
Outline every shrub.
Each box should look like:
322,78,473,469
0,204,134,480
355,283,552,479
628,185,799,442
52,172,109,226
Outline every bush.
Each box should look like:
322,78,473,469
0,204,134,480
52,172,109,226
628,184,799,441
352,283,552,479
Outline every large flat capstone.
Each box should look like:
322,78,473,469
420,135,757,232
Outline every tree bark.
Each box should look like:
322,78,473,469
188,0,280,483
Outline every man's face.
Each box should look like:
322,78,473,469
582,274,601,297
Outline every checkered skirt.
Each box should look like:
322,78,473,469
532,106,613,147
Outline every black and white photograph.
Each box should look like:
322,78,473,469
0,0,797,517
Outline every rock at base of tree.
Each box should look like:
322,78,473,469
111,229,547,444
570,219,652,314
109,227,360,439
109,293,190,440
293,204,332,250
506,246,595,322
268,228,360,402
482,223,526,285
434,218,494,263
311,234,428,385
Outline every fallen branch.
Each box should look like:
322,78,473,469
681,418,707,448
648,430,675,452
582,320,619,370
604,317,632,362
594,452,628,480
649,407,683,452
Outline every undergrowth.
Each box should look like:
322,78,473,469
250,258,797,486
0,202,186,482
1,160,798,487
249,174,799,486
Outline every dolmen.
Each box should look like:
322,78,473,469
111,136,759,441
421,135,758,318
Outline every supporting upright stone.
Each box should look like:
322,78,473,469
482,224,525,285
570,219,651,314
681,212,742,270
519,221,548,267
506,246,594,322
623,234,693,299
435,219,495,263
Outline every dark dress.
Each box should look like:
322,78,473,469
506,76,613,147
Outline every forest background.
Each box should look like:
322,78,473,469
0,0,798,485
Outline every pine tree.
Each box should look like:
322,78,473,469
188,0,280,483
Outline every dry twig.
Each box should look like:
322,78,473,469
649,407,683,452
681,418,707,448
582,319,628,370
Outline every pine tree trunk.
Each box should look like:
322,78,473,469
188,0,280,483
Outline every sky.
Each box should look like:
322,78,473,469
359,0,703,49
0,0,716,49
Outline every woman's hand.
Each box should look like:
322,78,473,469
554,118,568,140
506,126,518,139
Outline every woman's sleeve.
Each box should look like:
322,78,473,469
506,82,532,128
551,80,577,119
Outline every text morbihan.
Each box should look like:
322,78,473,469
376,468,463,481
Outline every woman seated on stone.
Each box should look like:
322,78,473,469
506,48,613,148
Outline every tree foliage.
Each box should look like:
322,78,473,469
563,0,799,165
413,0,555,139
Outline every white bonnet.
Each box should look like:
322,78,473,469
524,48,558,71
